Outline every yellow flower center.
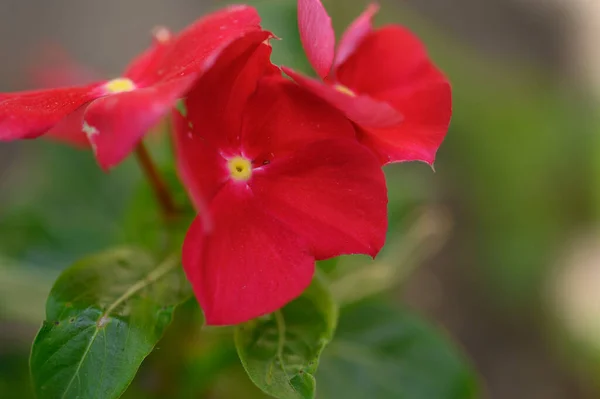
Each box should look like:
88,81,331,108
334,84,356,97
228,156,252,181
104,78,136,94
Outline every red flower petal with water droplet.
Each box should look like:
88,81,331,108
0,84,105,141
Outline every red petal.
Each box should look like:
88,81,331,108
84,77,194,170
123,33,173,85
335,26,442,95
334,3,379,69
360,80,452,165
0,84,103,141
251,138,388,260
141,5,263,85
242,76,355,162
185,32,276,155
335,26,451,164
297,0,335,79
283,67,402,128
172,110,228,212
183,183,315,326
45,106,90,148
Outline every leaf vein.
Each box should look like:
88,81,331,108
57,254,179,399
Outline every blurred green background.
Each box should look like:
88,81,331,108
1,0,600,398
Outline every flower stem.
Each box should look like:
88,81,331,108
135,142,178,219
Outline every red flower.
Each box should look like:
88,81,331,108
174,33,388,325
0,5,263,170
283,0,452,165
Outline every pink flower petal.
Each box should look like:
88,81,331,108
334,3,379,69
297,0,335,79
242,76,355,162
283,67,403,128
84,77,194,170
0,84,104,141
251,138,388,260
182,183,315,326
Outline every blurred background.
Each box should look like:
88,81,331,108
1,0,599,398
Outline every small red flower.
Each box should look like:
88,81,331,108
284,0,452,165
0,5,263,170
174,33,388,325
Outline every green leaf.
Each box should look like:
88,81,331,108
30,247,192,399
318,301,479,399
235,275,338,399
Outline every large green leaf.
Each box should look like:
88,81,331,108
235,275,337,399
318,301,479,399
30,247,192,399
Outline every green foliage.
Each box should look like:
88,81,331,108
30,247,192,399
318,300,479,399
376,1,597,308
0,142,138,269
240,0,312,73
119,168,193,255
0,352,33,399
235,275,338,399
